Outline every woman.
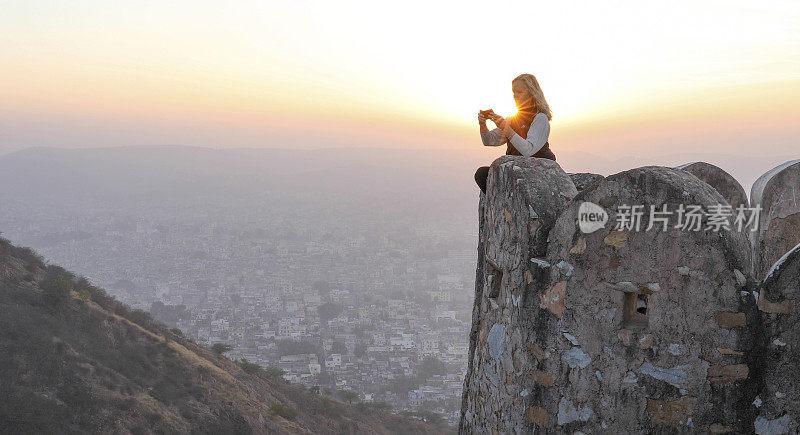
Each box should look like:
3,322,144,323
474,73,556,193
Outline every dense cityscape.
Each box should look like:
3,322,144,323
0,180,478,425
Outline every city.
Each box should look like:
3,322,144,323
0,180,478,426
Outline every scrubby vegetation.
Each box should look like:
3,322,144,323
0,237,449,434
271,402,298,421
211,342,233,355
336,389,359,404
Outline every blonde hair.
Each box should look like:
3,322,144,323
512,74,552,121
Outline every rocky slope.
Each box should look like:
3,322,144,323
0,237,446,434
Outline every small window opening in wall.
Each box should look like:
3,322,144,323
485,260,502,299
636,295,647,315
623,292,649,330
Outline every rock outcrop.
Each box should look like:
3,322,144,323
461,157,800,434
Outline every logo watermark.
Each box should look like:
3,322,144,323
577,201,608,234
577,201,762,234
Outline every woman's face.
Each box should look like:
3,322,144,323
512,80,532,108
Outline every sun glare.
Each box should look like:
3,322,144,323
0,1,797,153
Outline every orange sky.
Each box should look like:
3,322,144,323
1,1,798,158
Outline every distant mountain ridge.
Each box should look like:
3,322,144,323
0,145,791,202
0,146,481,222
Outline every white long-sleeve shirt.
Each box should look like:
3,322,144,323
480,112,550,157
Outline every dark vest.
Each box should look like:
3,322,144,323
505,109,556,161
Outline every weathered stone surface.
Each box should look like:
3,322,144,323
524,406,548,425
646,395,693,425
756,243,800,434
459,156,577,434
637,333,654,349
640,362,691,390
715,312,746,328
707,364,749,385
460,191,486,424
488,323,506,360
717,347,744,356
557,398,593,425
461,165,757,433
757,295,797,314
754,415,794,435
569,236,587,254
675,161,748,210
539,281,566,318
561,347,591,369
602,229,627,248
541,166,756,432
527,369,555,387
461,159,800,434
484,365,500,387
527,342,549,362
709,423,734,433
751,159,800,280
569,172,604,192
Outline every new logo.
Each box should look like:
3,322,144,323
577,201,609,233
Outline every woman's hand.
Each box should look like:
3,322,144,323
490,114,507,129
491,115,515,137
478,112,491,134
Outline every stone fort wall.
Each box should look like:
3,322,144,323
460,157,800,434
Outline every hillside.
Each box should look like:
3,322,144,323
0,237,448,434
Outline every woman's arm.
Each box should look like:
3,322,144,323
479,113,507,147
505,113,550,157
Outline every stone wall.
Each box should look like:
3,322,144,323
756,242,800,434
674,162,748,211
460,156,577,433
461,157,800,434
750,160,800,280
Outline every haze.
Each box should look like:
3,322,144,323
2,1,798,171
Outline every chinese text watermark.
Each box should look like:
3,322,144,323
578,202,762,234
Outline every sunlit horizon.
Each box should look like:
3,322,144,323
1,1,798,157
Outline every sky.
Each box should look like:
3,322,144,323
1,1,799,163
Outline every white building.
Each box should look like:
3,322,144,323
325,353,342,369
